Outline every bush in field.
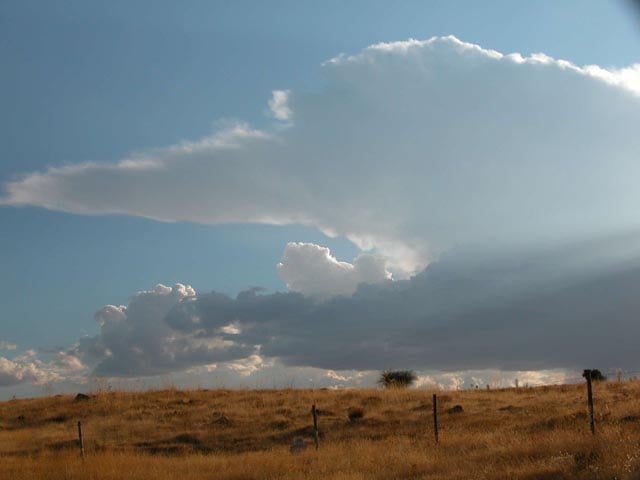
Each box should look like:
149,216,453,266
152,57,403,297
378,370,417,389
583,369,606,381
347,407,365,421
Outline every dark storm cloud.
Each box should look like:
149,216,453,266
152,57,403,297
155,233,640,374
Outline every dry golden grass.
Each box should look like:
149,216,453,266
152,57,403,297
2,381,640,479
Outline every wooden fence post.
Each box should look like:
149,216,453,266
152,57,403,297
432,393,439,444
77,421,85,459
311,403,319,450
584,370,595,435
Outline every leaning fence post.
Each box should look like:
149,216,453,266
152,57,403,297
311,403,319,450
77,420,85,459
584,369,595,435
432,393,439,444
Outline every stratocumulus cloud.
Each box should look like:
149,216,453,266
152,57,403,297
3,36,640,274
58,234,640,380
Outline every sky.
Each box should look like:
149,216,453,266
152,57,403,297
2,1,640,397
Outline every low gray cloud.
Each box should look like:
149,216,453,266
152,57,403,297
0,231,629,392
67,233,640,379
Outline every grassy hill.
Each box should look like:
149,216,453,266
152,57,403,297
2,381,640,479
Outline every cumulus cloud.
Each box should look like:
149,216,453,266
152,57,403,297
74,283,254,377
268,89,292,121
0,356,44,386
4,36,640,273
0,340,17,351
0,349,86,387
414,368,571,390
277,242,391,297
226,353,271,377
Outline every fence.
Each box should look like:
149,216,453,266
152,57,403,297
62,367,639,458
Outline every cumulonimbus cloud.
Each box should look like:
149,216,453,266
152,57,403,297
4,36,640,275
4,37,640,389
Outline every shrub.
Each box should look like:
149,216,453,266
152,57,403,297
582,369,606,381
378,370,417,389
347,407,364,421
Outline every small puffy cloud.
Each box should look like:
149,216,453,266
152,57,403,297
0,340,17,351
52,351,86,372
0,349,86,387
226,353,271,377
0,356,44,386
325,370,367,383
5,36,640,273
415,369,570,390
277,242,391,298
268,90,292,121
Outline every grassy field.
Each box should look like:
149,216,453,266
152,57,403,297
2,381,640,479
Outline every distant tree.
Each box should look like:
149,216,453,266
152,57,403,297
582,369,606,382
378,370,417,389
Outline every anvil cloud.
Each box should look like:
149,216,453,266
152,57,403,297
4,36,640,275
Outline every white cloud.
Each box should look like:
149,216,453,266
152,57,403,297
220,323,242,335
277,242,391,298
0,340,17,351
325,370,367,383
226,353,270,377
268,89,292,121
412,369,572,390
4,36,640,273
0,356,44,386
0,349,87,387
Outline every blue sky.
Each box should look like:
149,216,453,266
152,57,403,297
2,1,640,395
